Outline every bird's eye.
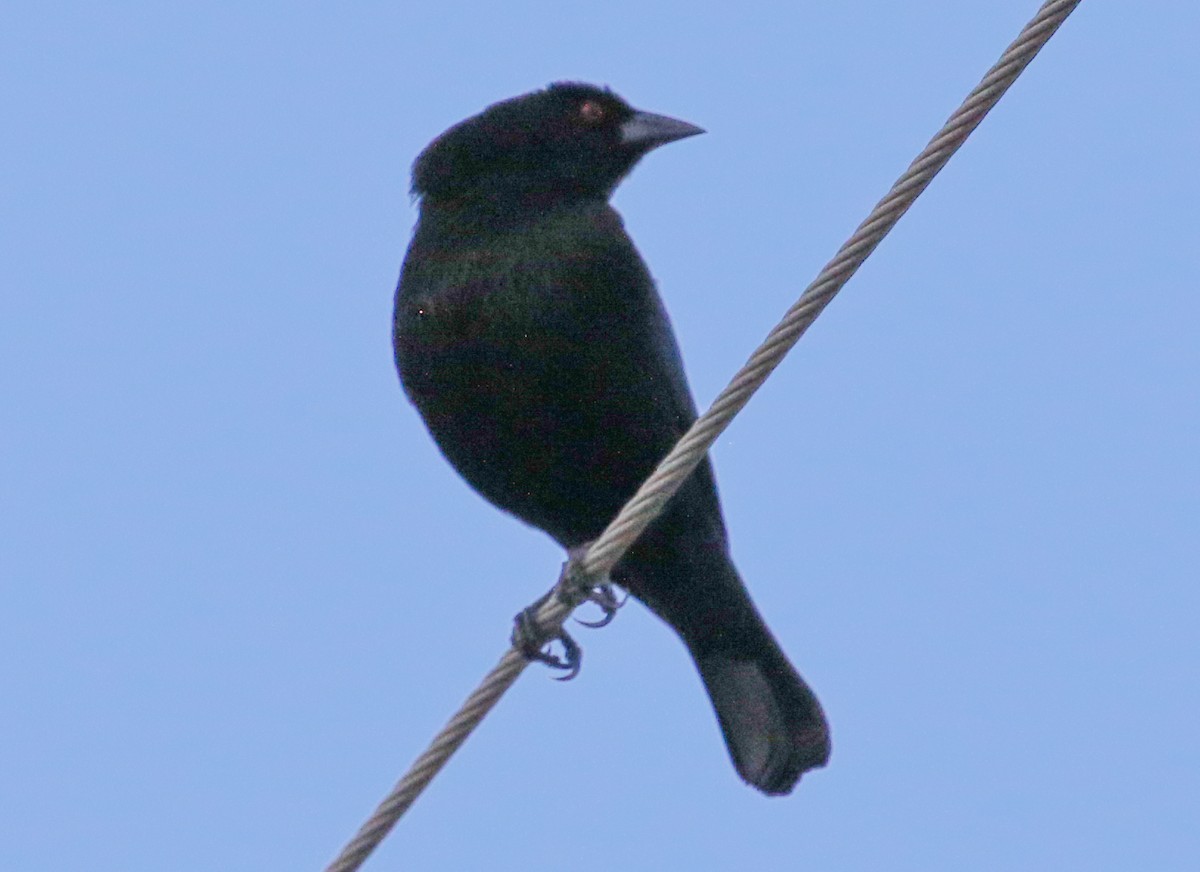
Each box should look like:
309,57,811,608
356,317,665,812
578,100,606,125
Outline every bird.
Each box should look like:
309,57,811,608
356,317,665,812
393,82,830,794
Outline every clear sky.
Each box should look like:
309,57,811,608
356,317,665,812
3,2,1197,870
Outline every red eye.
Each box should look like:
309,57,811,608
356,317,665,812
578,100,606,124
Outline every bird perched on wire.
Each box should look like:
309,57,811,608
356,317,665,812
393,82,830,795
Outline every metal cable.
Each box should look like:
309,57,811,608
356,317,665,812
324,2,1082,868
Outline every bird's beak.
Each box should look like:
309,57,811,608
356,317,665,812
620,110,705,149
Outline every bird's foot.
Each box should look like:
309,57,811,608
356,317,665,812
511,544,620,680
512,597,583,681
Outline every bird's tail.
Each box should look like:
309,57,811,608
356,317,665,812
691,623,830,795
623,536,831,795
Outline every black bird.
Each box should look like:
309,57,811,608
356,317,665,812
393,83,830,794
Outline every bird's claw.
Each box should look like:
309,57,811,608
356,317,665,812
574,582,628,628
512,602,582,680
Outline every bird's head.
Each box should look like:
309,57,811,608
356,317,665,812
412,82,703,207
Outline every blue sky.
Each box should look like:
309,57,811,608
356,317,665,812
3,2,1198,870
